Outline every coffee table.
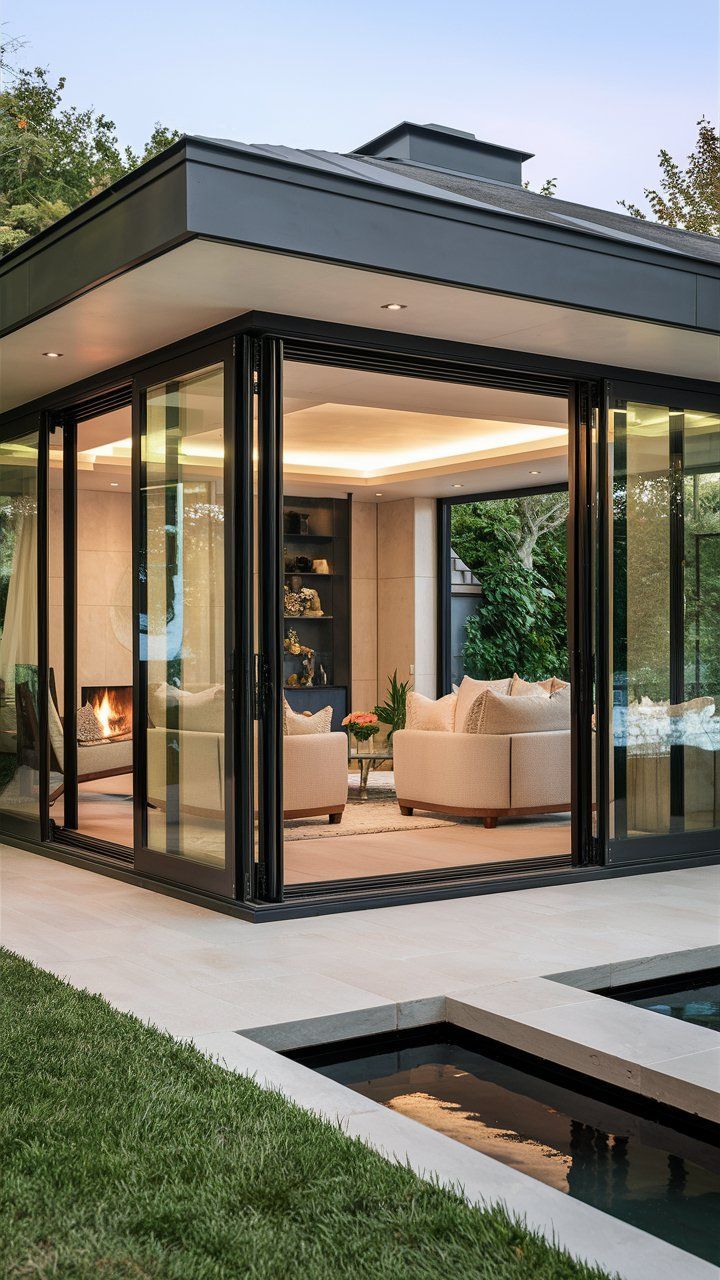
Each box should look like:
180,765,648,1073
348,748,393,799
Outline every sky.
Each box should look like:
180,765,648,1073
3,0,719,212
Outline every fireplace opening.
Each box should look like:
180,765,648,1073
82,685,133,740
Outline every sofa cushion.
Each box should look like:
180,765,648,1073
539,677,570,694
149,683,224,733
510,674,551,698
454,675,512,732
406,690,457,732
284,700,333,735
466,685,571,735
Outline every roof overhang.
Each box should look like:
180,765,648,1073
1,138,718,414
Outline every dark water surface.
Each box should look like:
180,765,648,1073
611,969,720,1033
301,1031,720,1264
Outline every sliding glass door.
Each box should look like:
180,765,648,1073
0,419,42,841
602,384,720,863
133,345,238,895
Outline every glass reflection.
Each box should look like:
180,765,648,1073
0,433,39,826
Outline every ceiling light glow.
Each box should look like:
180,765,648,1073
529,469,541,475
43,351,63,358
381,302,407,311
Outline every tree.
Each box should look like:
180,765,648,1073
619,117,719,236
451,493,570,684
0,49,179,253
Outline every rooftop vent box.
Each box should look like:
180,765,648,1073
353,121,533,186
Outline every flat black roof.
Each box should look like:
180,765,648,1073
1,133,718,343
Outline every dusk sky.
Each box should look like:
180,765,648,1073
4,0,719,211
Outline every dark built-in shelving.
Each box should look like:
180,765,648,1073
283,495,350,729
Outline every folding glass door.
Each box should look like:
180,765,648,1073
601,383,720,863
0,418,42,843
133,345,239,895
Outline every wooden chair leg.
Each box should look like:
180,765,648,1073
329,811,342,825
483,816,498,829
399,805,413,816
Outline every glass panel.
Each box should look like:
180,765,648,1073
77,411,133,844
610,402,720,841
450,492,569,687
48,432,64,811
0,431,39,826
281,358,571,887
142,365,226,866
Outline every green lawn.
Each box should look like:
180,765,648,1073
0,949,615,1279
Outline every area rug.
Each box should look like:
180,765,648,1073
284,770,455,841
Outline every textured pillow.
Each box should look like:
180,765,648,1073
149,683,224,733
77,702,104,743
405,691,457,732
466,685,571,735
510,673,551,698
538,677,570,694
284,700,332,735
455,675,512,732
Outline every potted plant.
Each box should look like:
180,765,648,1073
342,711,379,754
373,670,411,749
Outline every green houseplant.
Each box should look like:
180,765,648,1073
374,670,411,745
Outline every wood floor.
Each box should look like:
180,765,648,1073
283,819,570,884
54,776,569,883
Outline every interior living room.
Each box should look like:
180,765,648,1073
47,405,134,847
280,359,572,886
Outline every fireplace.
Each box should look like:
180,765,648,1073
82,685,133,740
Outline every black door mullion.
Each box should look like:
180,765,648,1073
568,381,597,865
257,335,284,902
62,418,78,830
235,334,256,901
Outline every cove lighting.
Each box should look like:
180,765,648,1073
381,302,407,311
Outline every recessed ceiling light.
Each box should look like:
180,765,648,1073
381,302,407,311
529,469,541,475
43,351,63,358
375,492,383,496
451,483,464,489
110,481,119,487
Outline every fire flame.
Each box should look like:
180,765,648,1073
91,688,131,739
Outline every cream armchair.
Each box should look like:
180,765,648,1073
283,732,348,822
393,728,571,827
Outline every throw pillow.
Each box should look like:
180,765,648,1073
510,673,551,698
77,702,104,743
284,700,333,735
148,683,224,733
405,690,457,732
539,677,569,694
454,675,512,732
465,685,571,735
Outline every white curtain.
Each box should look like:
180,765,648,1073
0,499,38,711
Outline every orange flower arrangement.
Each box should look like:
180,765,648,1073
342,711,379,743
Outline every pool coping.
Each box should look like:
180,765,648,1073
191,1024,717,1280
199,943,719,1279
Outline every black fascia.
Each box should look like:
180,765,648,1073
1,136,719,343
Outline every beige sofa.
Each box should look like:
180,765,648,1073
147,685,348,823
394,728,571,826
283,733,348,822
394,679,571,827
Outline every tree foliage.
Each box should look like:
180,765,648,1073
619,117,719,236
451,493,569,683
0,49,179,253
